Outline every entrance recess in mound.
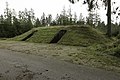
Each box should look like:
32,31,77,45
21,30,37,41
50,30,67,43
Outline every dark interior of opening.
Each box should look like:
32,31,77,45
50,30,67,43
21,30,37,41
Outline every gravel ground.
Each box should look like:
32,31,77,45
0,49,120,80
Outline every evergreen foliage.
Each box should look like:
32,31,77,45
0,1,120,38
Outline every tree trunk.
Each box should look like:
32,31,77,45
107,0,111,37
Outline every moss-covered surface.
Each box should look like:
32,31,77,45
26,27,62,43
10,26,110,47
9,28,39,41
58,26,109,46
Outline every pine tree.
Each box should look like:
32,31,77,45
73,12,77,24
68,0,112,37
35,18,41,27
4,2,12,25
41,12,46,26
55,14,60,25
77,13,85,25
94,10,101,27
47,14,52,26
68,6,72,25
86,11,94,27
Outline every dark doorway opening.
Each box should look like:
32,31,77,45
50,30,67,43
21,30,37,41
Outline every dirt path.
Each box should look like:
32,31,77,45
0,49,120,80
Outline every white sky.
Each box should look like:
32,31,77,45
0,0,120,23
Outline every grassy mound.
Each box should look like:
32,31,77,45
58,26,109,46
4,26,120,72
9,28,39,41
26,27,62,43
102,39,120,58
11,26,110,46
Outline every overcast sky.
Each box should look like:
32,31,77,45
0,0,120,23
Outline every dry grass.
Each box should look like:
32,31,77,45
0,40,120,73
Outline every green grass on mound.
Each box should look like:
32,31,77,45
9,28,39,41
58,26,109,46
26,27,63,43
11,26,110,46
3,26,120,72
